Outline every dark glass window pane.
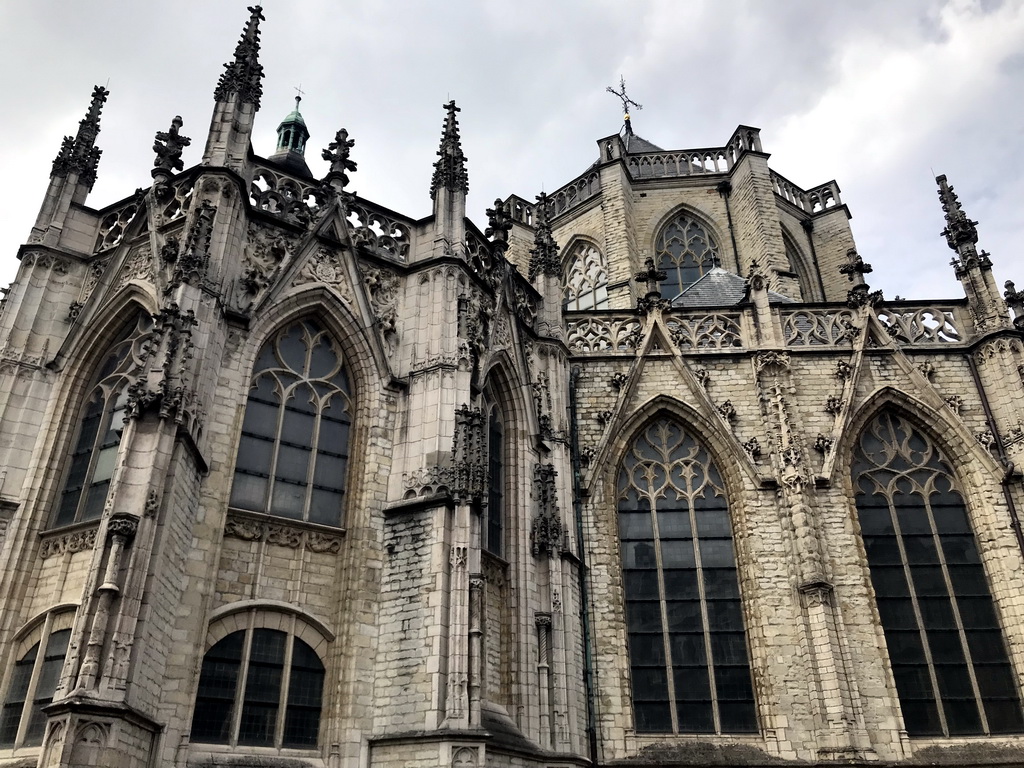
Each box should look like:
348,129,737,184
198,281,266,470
230,474,268,511
666,601,703,633
192,632,243,744
695,508,730,537
858,504,894,535
947,565,988,596
703,568,740,599
715,665,754,700
927,630,967,664
901,699,942,736
699,539,734,568
619,511,654,540
629,634,666,666
957,597,998,628
674,666,711,700
893,665,934,699
660,539,696,568
965,630,1009,663
308,489,343,526
919,597,956,630
626,602,664,634
886,630,928,665
910,565,947,596
669,633,707,666
903,536,939,565
663,569,699,599
632,667,669,701
634,701,672,733
676,700,715,733
941,536,980,565
656,510,690,538
865,536,902,565
932,504,971,534
624,571,661,600
706,601,743,632
975,663,1019,699
935,664,974,698
718,699,758,733
878,598,917,630
985,700,1024,734
271,480,306,518
943,697,982,735
710,632,749,665
871,566,910,597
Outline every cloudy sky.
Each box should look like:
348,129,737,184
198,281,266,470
1,0,1021,300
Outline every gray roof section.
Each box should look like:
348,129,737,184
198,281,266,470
624,132,664,154
670,267,795,308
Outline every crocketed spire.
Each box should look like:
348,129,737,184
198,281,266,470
529,192,560,280
51,85,108,190
936,174,979,252
214,5,265,109
429,101,468,199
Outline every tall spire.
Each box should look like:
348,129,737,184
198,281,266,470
936,174,1006,330
430,101,468,199
214,4,265,108
51,85,108,190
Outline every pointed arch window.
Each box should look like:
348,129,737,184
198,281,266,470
54,312,151,527
618,418,757,734
230,319,352,527
563,243,609,310
654,212,720,298
854,411,1024,736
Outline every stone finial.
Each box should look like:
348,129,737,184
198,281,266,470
153,116,191,173
634,257,667,296
214,5,265,108
936,174,979,251
529,192,560,280
485,198,512,251
839,248,883,308
322,129,357,184
51,85,109,189
429,101,468,198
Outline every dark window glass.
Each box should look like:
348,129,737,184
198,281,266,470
486,408,503,556
619,417,756,734
230,320,352,526
653,214,721,297
0,626,72,749
854,411,1024,736
192,626,324,749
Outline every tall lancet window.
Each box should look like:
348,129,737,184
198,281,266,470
854,411,1024,736
654,212,720,298
54,312,151,527
230,319,352,527
485,404,504,556
618,418,757,734
563,243,610,310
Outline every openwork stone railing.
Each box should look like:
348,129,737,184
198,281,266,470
782,308,859,346
771,171,842,214
347,198,412,262
876,305,963,345
627,148,732,179
250,165,325,225
548,171,600,218
566,315,643,353
667,313,743,350
95,197,145,252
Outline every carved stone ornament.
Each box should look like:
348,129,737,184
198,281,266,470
152,115,191,173
717,401,737,424
530,464,564,557
363,266,400,349
403,465,455,498
834,360,852,380
918,361,936,381
174,200,216,286
597,410,614,426
694,367,711,389
754,350,790,374
242,228,293,295
944,394,964,416
579,446,597,467
452,747,478,767
67,301,84,322
223,513,343,553
976,429,997,452
107,515,138,540
40,528,98,559
742,437,762,459
813,434,834,454
214,5,265,108
824,394,844,416
452,405,486,503
124,303,197,424
610,371,629,390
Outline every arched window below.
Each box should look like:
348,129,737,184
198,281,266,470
653,212,720,298
230,319,352,527
563,243,609,310
854,411,1024,736
191,623,326,749
0,612,75,748
54,312,151,527
618,418,757,734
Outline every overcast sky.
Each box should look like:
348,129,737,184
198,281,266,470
1,0,1021,300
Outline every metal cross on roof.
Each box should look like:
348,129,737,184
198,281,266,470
294,83,305,103
607,75,642,119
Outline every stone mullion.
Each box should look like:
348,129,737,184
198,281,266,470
648,486,679,733
14,611,55,748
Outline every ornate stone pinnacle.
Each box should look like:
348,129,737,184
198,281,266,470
429,100,468,198
51,84,109,189
1006,280,1024,329
936,174,979,251
153,116,191,173
214,5,265,109
529,192,560,280
485,198,512,250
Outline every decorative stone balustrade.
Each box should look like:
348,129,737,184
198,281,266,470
548,171,600,218
95,198,145,252
771,171,843,214
875,304,964,345
347,198,412,262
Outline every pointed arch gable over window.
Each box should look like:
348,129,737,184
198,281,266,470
853,410,1024,736
618,416,757,734
54,311,151,528
563,241,609,310
654,210,721,298
230,318,352,527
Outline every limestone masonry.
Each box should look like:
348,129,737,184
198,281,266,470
0,6,1023,768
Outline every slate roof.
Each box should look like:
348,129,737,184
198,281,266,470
670,267,795,308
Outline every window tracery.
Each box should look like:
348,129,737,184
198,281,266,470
230,319,352,527
485,403,504,556
618,417,757,734
563,243,609,310
653,212,720,297
54,312,151,527
854,411,1024,736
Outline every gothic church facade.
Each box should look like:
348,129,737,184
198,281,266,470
0,6,1023,768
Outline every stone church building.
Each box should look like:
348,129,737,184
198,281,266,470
1,6,1024,768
